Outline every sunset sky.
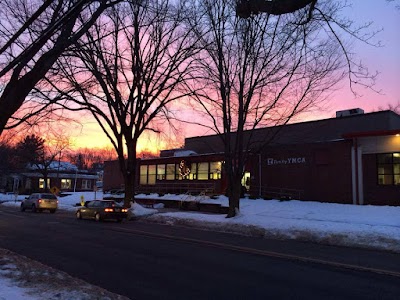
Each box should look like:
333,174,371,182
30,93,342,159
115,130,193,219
70,1,400,153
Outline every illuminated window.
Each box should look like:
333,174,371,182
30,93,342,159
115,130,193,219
198,162,209,180
178,160,191,180
166,164,176,180
61,179,72,189
241,172,251,190
157,164,165,180
148,165,156,185
377,153,400,185
140,165,148,185
175,164,181,180
209,162,222,180
39,178,50,189
189,163,197,180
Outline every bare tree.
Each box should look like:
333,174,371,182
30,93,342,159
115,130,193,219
0,132,17,184
66,147,118,170
185,0,375,217
0,0,121,136
49,0,200,207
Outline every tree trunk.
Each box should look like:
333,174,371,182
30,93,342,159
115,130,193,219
123,141,137,208
227,177,241,218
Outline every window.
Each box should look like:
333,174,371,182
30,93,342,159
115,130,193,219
198,162,209,180
157,164,166,180
148,165,156,185
61,179,72,189
41,193,57,199
25,178,31,189
189,163,197,180
39,178,50,189
140,165,148,185
377,153,400,185
102,201,114,207
241,172,251,190
87,201,96,208
81,179,92,190
178,160,191,180
209,161,222,180
166,164,176,180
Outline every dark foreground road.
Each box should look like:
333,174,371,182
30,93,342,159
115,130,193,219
1,205,400,300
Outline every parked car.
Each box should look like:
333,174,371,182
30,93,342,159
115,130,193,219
20,193,58,213
76,200,128,222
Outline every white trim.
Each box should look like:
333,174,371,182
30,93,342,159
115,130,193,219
351,146,357,205
259,154,262,197
357,146,364,205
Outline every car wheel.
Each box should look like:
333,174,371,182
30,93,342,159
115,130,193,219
95,213,101,222
50,209,56,214
76,211,82,219
31,204,37,213
20,203,25,212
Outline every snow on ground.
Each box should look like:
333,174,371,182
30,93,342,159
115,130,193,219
0,275,39,300
1,191,400,299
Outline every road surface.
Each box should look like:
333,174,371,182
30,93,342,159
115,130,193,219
1,205,399,299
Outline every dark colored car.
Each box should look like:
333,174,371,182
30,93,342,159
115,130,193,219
76,200,128,222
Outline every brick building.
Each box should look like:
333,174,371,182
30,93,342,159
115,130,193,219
103,109,400,206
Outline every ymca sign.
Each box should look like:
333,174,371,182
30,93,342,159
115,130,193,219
267,157,306,166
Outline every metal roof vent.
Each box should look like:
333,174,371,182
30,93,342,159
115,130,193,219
336,108,365,118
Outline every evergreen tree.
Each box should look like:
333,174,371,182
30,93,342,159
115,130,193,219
15,134,45,169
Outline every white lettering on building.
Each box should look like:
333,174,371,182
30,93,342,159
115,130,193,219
267,157,306,165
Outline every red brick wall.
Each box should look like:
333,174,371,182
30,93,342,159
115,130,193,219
251,140,353,203
103,160,125,191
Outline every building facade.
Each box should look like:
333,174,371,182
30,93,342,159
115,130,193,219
20,171,99,194
2,161,99,194
103,110,400,206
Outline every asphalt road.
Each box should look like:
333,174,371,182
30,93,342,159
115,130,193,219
0,205,400,300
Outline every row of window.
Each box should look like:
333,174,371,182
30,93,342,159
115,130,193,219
377,153,400,185
34,179,92,190
140,161,222,185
